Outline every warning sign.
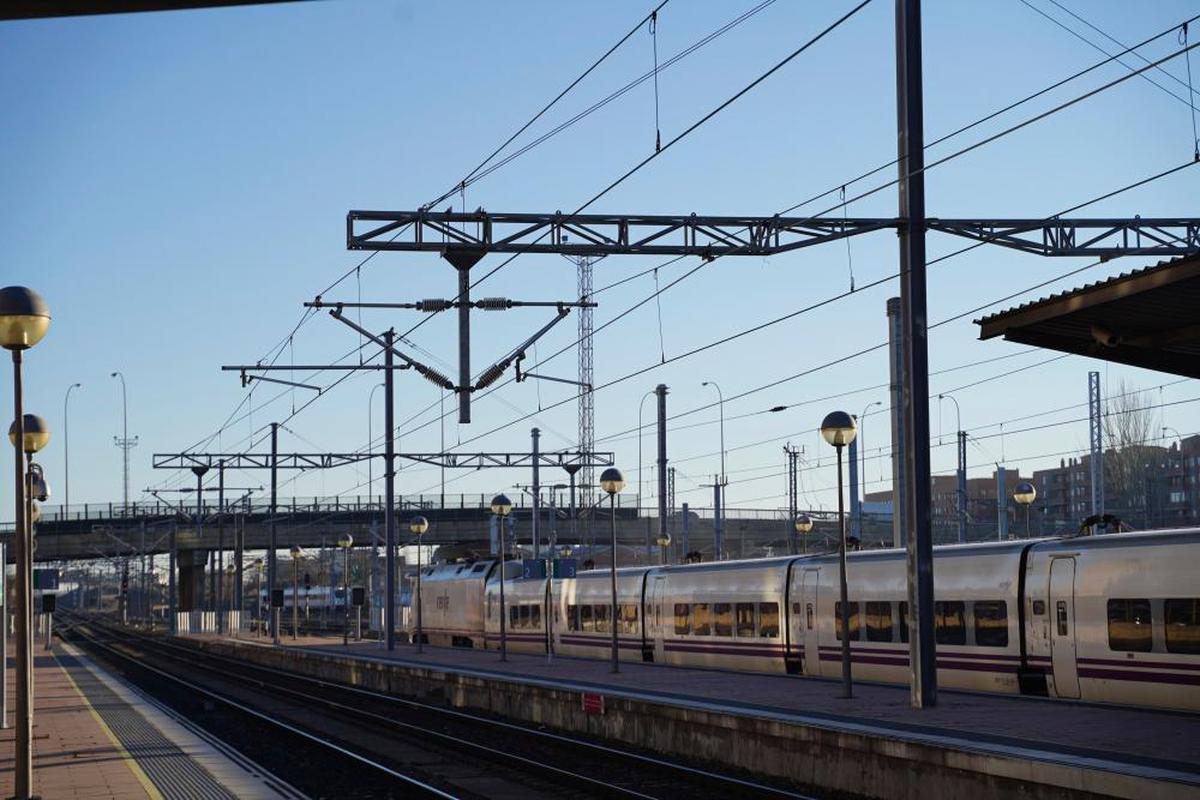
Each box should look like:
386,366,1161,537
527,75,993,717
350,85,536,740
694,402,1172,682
581,692,604,715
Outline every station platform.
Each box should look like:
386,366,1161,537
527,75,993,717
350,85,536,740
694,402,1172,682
196,631,1200,800
0,638,298,799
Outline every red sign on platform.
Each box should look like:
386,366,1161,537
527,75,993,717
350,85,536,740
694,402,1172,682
581,692,605,715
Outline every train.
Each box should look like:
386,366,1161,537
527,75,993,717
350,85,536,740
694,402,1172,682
415,528,1200,711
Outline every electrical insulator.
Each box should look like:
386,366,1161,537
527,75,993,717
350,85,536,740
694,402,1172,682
474,363,506,390
417,299,451,312
416,364,454,390
475,297,510,310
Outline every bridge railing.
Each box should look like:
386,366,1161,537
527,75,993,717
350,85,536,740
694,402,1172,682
13,494,819,527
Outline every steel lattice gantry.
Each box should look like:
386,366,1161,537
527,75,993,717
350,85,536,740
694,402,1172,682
348,210,1200,259
153,451,614,471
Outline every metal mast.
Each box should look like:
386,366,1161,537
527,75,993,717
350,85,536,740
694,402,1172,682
1088,371,1104,517
577,255,595,502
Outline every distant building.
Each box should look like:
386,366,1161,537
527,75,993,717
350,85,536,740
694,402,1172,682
861,436,1200,540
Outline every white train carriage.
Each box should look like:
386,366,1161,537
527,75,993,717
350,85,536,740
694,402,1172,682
1024,528,1200,709
410,529,1199,712
789,541,1026,694
555,567,655,663
479,560,537,650
649,557,792,672
482,570,550,653
417,560,497,648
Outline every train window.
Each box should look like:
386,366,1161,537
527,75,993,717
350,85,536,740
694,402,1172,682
934,601,966,645
1107,599,1152,651
835,602,861,641
759,603,779,638
510,605,521,628
973,601,1008,647
566,604,578,631
619,604,639,634
519,605,531,629
693,603,712,636
865,602,893,642
581,604,594,632
713,603,733,637
674,603,690,635
1056,601,1068,636
472,563,488,573
735,603,756,637
531,605,542,628
805,603,813,631
1165,599,1200,654
899,602,909,643
594,604,611,633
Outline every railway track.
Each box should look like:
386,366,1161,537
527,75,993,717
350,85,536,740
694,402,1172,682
61,616,822,800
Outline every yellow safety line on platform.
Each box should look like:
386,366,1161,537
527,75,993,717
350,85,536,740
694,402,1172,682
54,650,165,800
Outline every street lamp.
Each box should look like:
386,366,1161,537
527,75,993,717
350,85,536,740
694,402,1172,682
409,516,429,653
637,390,655,515
337,533,353,646
600,467,625,673
63,382,81,514
110,371,137,516
656,531,671,565
253,557,264,637
794,513,813,555
225,563,236,626
701,381,726,559
821,410,857,700
289,544,302,639
368,382,385,504
490,494,513,662
857,400,882,535
1013,482,1037,538
4,285,52,800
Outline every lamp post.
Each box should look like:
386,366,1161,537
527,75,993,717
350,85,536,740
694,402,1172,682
2,285,51,800
938,393,966,543
636,390,655,516
490,494,513,661
857,400,882,536
110,371,137,516
409,516,429,653
63,382,81,515
1013,482,1037,538
656,531,671,565
701,381,726,557
599,467,625,673
821,410,857,700
225,563,236,628
289,544,302,639
253,557,263,637
337,533,353,646
368,382,385,503
794,513,813,555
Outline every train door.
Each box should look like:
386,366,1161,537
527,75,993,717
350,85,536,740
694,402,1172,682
1049,558,1080,699
648,575,667,662
799,569,820,676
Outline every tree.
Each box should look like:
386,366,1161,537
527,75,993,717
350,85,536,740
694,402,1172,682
1102,380,1160,525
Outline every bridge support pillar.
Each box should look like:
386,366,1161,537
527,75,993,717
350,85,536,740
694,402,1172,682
177,550,208,612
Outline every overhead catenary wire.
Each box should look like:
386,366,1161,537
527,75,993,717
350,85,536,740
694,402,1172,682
183,11,1200,505
388,23,1200,453
245,9,1200,482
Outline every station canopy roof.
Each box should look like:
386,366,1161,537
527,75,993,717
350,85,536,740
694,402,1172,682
976,252,1200,379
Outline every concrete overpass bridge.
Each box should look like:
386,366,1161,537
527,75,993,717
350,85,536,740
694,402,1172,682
10,494,835,564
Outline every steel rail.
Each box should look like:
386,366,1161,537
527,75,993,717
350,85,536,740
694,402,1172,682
82,619,813,799
58,620,458,799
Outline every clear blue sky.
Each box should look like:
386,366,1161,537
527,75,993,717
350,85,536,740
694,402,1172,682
2,0,1198,521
